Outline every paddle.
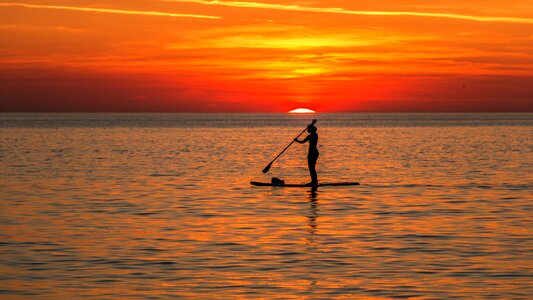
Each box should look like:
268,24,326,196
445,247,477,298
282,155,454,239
262,119,317,173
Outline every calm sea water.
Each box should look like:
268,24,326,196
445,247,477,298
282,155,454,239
1,113,532,299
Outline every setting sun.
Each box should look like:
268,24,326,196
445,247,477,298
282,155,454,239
289,108,316,114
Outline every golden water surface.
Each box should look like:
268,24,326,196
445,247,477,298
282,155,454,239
0,114,532,299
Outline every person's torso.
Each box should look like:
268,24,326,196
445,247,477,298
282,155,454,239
308,133,318,154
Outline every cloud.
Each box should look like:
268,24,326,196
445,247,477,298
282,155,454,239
0,2,220,19
164,0,533,24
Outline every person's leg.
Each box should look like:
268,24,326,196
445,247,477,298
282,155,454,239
308,154,318,184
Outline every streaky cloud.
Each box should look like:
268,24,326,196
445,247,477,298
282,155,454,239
165,0,533,24
0,2,220,19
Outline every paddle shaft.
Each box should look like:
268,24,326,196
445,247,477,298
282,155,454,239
269,128,306,162
262,119,316,173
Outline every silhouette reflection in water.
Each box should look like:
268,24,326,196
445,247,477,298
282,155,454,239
307,187,319,236
306,187,320,294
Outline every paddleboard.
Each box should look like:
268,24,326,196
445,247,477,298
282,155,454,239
250,181,359,187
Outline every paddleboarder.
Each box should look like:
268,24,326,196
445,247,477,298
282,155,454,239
294,124,319,186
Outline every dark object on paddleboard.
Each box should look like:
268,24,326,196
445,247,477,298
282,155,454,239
271,177,285,184
250,181,359,187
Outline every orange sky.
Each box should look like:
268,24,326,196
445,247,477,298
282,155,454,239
1,0,532,112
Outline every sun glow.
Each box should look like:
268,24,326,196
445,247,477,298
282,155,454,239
1,0,532,112
289,108,316,113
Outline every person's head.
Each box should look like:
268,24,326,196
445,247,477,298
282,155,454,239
307,124,317,133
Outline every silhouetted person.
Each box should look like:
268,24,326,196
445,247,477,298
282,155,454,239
295,124,319,186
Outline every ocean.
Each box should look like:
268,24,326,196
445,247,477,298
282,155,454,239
0,113,531,299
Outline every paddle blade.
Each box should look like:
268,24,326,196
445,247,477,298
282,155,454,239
262,162,272,173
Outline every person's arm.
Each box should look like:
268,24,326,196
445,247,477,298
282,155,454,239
294,135,310,144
